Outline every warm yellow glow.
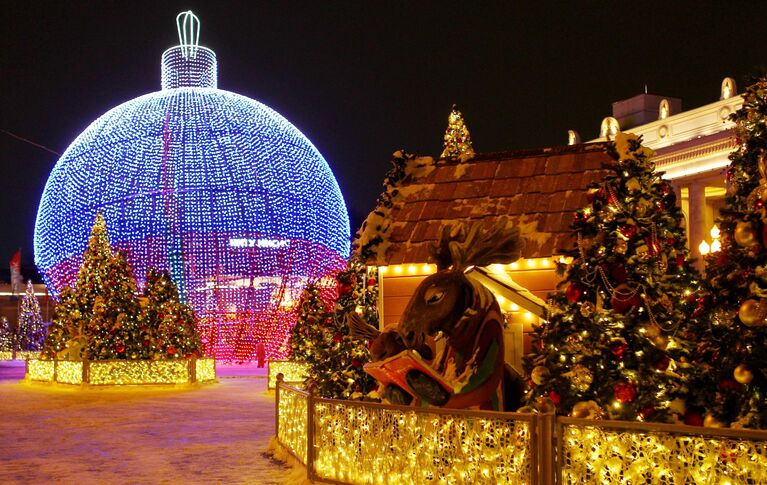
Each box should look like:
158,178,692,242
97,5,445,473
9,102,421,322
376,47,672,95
89,360,189,385
510,262,519,269
195,358,216,382
510,303,520,311
311,400,532,483
394,265,403,274
698,240,710,256
269,361,309,389
710,226,721,239
407,265,417,274
277,385,309,464
711,240,721,253
0,351,39,361
27,359,54,381
496,295,507,305
560,424,767,484
421,264,432,274
524,312,534,321
379,266,388,275
541,259,551,268
56,361,83,385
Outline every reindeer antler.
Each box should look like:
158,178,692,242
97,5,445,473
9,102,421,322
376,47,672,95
430,218,524,271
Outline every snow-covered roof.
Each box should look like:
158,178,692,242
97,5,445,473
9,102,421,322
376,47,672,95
373,143,612,264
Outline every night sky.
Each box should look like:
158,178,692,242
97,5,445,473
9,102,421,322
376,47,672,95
1,1,765,280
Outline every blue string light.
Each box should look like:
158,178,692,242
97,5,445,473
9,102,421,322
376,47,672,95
34,16,350,361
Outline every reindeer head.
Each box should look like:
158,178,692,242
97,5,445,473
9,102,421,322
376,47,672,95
399,219,524,350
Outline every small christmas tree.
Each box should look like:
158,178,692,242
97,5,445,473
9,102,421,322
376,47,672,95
524,132,703,422
42,214,142,360
440,105,475,159
289,282,333,362
691,78,767,428
17,280,44,351
142,268,202,359
289,257,378,399
0,317,12,351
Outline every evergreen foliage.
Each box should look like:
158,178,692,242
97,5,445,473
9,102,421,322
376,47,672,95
692,79,767,428
41,214,203,361
289,257,378,399
524,133,703,422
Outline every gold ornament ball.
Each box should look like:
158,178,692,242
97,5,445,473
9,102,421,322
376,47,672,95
571,400,602,419
738,299,767,327
734,364,754,385
703,414,724,428
734,221,758,247
531,366,550,385
652,334,668,350
625,178,641,192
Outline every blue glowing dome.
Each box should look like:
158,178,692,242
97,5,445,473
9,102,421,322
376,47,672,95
34,12,350,361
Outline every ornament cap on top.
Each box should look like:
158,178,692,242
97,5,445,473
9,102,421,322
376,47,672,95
162,11,217,90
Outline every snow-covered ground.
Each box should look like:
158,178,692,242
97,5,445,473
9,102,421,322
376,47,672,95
0,361,290,484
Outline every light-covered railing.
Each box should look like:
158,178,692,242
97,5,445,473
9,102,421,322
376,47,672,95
274,374,542,484
25,358,216,385
273,375,767,485
267,360,309,389
0,350,41,361
558,418,767,484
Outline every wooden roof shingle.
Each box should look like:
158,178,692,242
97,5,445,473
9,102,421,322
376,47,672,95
375,143,612,265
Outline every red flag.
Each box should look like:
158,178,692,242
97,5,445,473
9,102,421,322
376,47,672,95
10,250,22,295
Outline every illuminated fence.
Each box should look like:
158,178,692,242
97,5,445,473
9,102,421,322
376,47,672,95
0,351,40,361
274,377,767,485
558,418,767,484
267,360,309,390
274,375,541,484
25,358,216,385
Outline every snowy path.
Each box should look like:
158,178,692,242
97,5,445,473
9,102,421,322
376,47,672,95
0,362,289,484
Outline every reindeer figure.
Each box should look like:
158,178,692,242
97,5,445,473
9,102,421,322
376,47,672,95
353,220,525,411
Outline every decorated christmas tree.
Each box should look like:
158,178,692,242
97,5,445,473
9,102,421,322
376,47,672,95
0,317,12,351
524,132,703,422
289,257,378,399
440,105,475,159
17,280,45,351
42,214,143,360
691,78,767,428
142,268,202,359
289,282,333,362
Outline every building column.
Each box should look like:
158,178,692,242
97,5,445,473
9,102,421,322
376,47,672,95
688,182,707,269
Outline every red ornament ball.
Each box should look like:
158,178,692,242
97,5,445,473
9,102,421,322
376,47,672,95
619,224,637,239
115,343,125,353
167,346,177,355
638,405,656,420
609,263,628,283
366,277,377,287
548,390,561,405
565,283,584,303
351,358,362,368
333,333,343,343
676,254,686,268
613,381,637,403
609,339,628,359
683,410,704,427
656,355,670,371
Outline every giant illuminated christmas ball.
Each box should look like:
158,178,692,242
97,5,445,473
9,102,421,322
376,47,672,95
34,12,350,361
